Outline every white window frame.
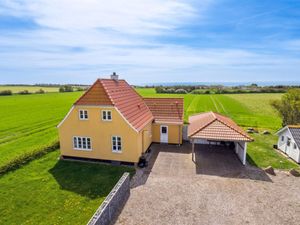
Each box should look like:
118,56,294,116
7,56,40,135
73,136,92,151
79,110,88,120
281,135,284,142
112,136,122,153
102,110,112,121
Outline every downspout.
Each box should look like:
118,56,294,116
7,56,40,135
178,125,181,146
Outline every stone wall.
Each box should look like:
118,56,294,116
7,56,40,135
87,172,130,225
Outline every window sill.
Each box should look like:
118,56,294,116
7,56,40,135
74,148,92,151
112,150,122,154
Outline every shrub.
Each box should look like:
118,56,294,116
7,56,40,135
59,85,73,92
35,89,45,94
0,90,12,96
18,90,31,95
0,141,59,175
175,89,188,94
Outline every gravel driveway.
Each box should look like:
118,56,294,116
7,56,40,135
115,143,300,225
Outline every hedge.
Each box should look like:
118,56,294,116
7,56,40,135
0,142,59,175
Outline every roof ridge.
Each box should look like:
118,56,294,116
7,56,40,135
189,116,217,137
215,116,253,141
74,79,99,105
126,81,154,119
211,111,217,119
99,79,115,105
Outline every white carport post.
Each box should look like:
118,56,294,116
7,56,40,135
243,142,247,165
235,141,247,165
192,138,195,162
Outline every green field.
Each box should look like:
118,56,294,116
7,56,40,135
0,88,299,224
137,88,282,129
0,85,60,93
0,92,82,170
0,150,133,225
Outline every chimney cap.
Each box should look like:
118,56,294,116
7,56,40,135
110,72,119,80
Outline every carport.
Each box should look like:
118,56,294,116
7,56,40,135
188,112,253,165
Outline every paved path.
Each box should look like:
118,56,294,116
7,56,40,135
115,144,300,225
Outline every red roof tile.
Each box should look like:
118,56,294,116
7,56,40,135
75,79,153,131
143,98,184,124
188,112,253,142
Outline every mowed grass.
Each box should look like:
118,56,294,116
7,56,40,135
0,150,134,225
137,89,282,129
0,92,82,169
0,85,59,93
137,88,298,169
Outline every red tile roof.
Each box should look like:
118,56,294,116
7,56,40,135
188,112,253,142
75,79,153,131
143,98,184,124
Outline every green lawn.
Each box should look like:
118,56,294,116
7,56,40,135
0,92,82,169
0,85,60,93
0,150,134,225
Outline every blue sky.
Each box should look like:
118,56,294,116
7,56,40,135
0,0,300,85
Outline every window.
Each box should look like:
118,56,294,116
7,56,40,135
281,136,284,142
102,110,112,121
112,136,122,152
161,126,167,134
294,143,297,149
73,137,92,150
79,110,88,120
287,138,291,147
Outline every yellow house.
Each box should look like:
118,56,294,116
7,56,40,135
57,74,184,164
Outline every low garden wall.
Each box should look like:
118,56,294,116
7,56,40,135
87,172,130,225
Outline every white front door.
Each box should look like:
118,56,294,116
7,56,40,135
160,125,168,143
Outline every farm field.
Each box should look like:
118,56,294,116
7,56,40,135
0,92,82,170
0,150,134,225
0,85,60,93
137,88,282,129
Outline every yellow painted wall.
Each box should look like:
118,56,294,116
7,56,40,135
58,106,151,163
152,123,182,144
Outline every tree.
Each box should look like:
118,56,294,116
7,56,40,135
59,85,73,92
271,89,300,126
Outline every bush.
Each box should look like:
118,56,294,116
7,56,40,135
18,90,31,95
175,89,188,94
0,142,59,175
0,90,12,96
35,89,45,94
59,85,73,92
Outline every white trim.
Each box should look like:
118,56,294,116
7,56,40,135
114,107,139,132
154,121,183,125
57,106,74,128
73,136,92,151
79,109,89,120
75,105,114,108
111,135,122,153
276,126,288,135
102,110,112,121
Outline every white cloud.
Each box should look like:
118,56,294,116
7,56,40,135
1,0,300,84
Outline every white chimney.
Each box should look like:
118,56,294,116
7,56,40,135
110,72,119,80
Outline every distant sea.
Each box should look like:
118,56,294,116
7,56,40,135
141,81,300,87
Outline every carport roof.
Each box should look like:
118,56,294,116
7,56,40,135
188,112,253,142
